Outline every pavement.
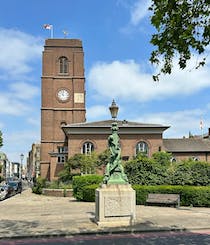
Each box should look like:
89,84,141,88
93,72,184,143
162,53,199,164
1,188,210,239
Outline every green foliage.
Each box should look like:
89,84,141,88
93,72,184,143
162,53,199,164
124,154,169,185
82,184,99,202
76,184,210,207
58,150,110,182
124,153,210,186
152,151,172,165
72,175,103,201
149,0,210,81
45,180,72,189
59,153,98,181
96,149,110,167
0,131,3,148
32,177,47,194
133,185,210,207
133,185,183,205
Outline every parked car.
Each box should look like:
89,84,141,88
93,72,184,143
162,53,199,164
0,185,7,200
0,184,15,200
7,180,22,194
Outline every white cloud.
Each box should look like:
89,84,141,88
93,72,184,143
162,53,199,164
134,108,208,138
130,0,151,26
27,117,40,127
0,82,39,115
86,105,108,121
0,27,42,76
0,93,29,115
88,58,210,102
0,28,41,115
2,129,40,162
9,82,39,100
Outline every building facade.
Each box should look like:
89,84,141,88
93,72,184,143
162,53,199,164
27,143,41,180
40,38,210,181
0,152,10,179
40,39,86,180
62,120,169,159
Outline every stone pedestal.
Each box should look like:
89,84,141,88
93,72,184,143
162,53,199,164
95,184,136,227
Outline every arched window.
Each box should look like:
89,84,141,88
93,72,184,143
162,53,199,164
82,142,94,155
59,56,68,74
192,156,199,161
170,157,177,163
135,141,149,156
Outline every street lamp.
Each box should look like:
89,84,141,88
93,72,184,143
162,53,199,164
109,99,119,120
20,153,24,179
103,100,128,184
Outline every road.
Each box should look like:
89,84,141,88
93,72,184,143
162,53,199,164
0,231,210,244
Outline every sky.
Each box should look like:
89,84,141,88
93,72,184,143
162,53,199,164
0,0,210,164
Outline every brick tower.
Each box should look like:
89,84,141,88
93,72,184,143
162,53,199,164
40,39,86,180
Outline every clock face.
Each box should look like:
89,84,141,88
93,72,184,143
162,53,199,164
57,89,70,101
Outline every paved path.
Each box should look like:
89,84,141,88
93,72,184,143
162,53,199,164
1,189,210,238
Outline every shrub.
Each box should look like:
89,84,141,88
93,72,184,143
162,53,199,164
82,184,99,202
124,155,169,185
45,180,72,189
124,154,210,186
32,177,47,194
133,185,210,207
72,175,103,200
79,184,210,207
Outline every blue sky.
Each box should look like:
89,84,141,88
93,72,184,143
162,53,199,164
0,0,210,164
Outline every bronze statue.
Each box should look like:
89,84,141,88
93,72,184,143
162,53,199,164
103,122,128,184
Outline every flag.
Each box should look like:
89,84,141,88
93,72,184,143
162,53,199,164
43,24,53,38
43,24,52,30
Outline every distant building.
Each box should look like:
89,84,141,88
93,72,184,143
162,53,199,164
163,136,210,162
10,162,20,179
27,143,41,180
0,152,10,179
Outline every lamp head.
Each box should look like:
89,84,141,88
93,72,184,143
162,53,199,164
109,100,119,120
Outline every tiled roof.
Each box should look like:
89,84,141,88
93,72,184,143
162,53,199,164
163,138,210,152
63,120,169,129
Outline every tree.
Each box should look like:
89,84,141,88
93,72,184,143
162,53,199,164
0,130,3,148
149,0,210,81
96,149,110,167
152,151,172,165
59,153,98,182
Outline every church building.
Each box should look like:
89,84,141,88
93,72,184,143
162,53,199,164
40,39,210,181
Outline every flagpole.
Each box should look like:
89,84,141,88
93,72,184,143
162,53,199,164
51,25,53,38
43,24,53,38
200,120,204,138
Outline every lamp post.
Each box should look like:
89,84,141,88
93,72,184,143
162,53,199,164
95,100,135,227
103,100,128,185
20,153,24,179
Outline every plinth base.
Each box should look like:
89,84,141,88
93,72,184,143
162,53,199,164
95,184,136,227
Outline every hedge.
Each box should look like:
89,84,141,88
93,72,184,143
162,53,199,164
72,174,103,201
79,184,210,207
82,184,99,202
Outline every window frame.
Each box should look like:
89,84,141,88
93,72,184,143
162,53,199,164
59,56,68,74
82,142,94,155
135,141,149,156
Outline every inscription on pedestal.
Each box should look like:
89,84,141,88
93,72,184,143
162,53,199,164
104,196,131,217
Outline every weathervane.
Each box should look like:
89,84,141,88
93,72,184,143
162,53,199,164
63,30,69,38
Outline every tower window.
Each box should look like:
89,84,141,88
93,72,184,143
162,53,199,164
135,141,149,156
82,142,94,155
57,146,68,164
59,56,68,74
